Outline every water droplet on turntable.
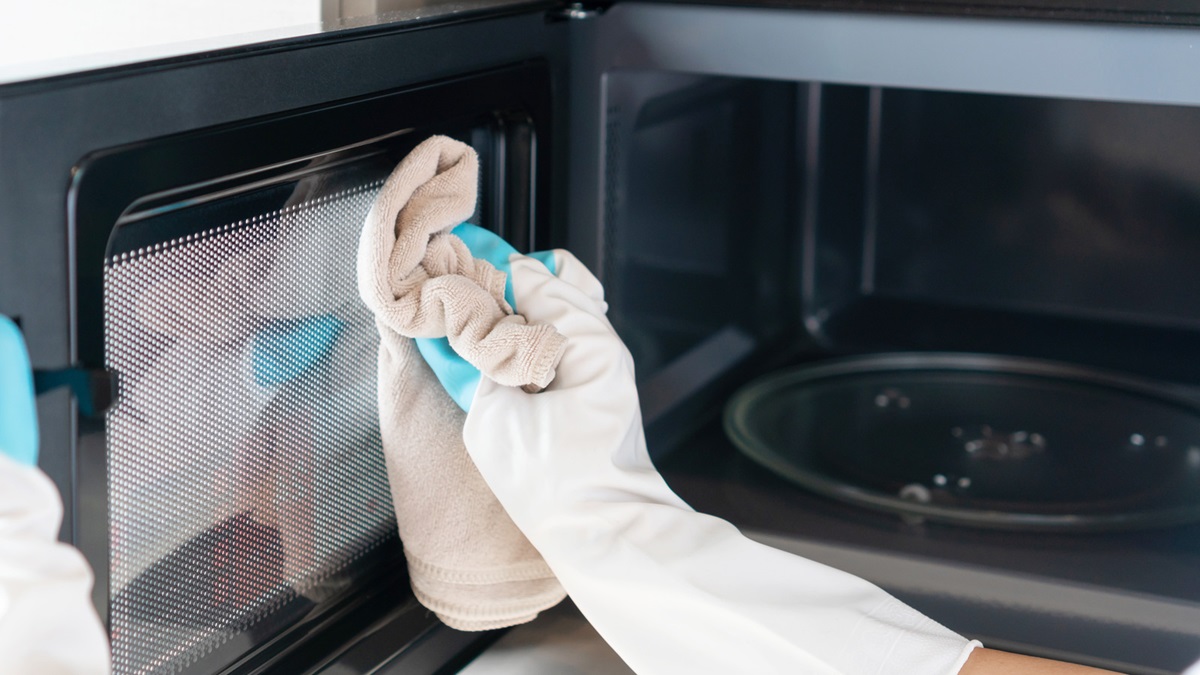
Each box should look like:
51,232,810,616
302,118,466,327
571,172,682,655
1130,433,1146,447
957,477,972,489
899,483,932,503
1187,447,1200,468
875,388,909,409
932,474,948,487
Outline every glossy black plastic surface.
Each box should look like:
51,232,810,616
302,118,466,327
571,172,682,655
808,86,1200,384
638,0,1200,25
875,90,1200,330
598,73,804,456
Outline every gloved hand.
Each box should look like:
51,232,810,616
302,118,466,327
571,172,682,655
1,316,111,674
0,454,112,675
439,250,981,674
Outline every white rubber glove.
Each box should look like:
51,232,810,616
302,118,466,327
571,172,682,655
463,251,981,675
0,454,110,675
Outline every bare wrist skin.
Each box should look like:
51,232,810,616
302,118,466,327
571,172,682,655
960,648,1125,675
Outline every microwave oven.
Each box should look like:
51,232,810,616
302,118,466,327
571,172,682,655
2,1,1200,673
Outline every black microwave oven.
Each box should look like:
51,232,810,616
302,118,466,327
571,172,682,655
3,1,1200,673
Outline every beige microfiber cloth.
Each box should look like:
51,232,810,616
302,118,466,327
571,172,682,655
357,135,567,631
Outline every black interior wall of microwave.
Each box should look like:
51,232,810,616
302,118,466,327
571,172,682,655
597,72,808,457
806,84,1200,386
874,88,1200,324
598,73,1200,497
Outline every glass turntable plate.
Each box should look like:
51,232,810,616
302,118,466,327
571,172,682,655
723,353,1200,531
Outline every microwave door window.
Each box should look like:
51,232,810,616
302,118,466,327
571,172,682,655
104,173,393,674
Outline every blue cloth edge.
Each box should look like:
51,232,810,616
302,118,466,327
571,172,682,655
416,224,556,411
0,315,39,466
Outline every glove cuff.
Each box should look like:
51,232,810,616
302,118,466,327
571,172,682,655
519,325,568,393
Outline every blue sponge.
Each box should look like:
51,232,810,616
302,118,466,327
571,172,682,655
415,224,555,411
0,315,38,466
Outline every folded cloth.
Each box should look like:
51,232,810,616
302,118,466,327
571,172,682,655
357,135,567,630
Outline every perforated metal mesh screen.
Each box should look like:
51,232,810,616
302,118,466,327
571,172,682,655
103,179,394,674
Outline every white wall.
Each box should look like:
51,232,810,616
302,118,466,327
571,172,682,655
0,0,323,84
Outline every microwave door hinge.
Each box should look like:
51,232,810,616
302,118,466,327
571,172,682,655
548,1,608,20
34,367,118,418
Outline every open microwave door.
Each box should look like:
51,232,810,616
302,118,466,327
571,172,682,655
0,5,573,673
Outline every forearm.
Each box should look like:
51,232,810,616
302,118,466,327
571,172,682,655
529,497,978,674
468,384,976,674
960,648,1123,675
